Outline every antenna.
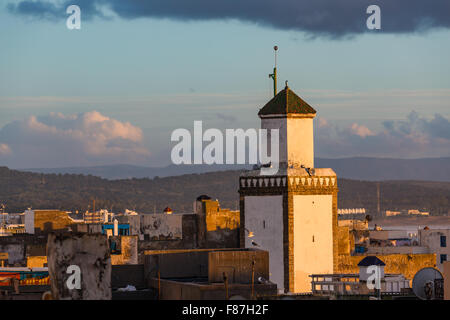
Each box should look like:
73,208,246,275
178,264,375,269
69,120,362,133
0,203,5,228
377,182,380,216
268,46,278,97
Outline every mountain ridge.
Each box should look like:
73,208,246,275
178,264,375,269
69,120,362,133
0,166,449,216
20,157,450,182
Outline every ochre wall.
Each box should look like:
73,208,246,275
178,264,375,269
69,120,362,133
203,200,239,232
111,236,138,265
444,261,450,300
27,255,47,268
206,209,239,232
337,226,351,255
293,194,333,293
34,210,73,233
337,253,436,283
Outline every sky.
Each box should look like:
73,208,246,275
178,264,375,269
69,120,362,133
0,0,449,168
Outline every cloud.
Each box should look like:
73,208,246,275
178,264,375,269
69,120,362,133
6,0,450,38
6,0,105,21
350,123,374,138
215,113,237,123
315,112,450,158
0,144,12,156
0,111,150,168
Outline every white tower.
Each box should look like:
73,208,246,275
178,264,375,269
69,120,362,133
240,83,338,293
259,82,316,168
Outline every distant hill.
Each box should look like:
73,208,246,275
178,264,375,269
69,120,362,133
22,164,251,180
0,166,449,216
22,157,450,182
315,157,450,182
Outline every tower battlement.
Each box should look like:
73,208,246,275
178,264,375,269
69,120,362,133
239,172,337,191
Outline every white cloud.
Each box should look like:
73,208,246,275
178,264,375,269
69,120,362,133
0,111,150,168
350,123,375,138
0,144,12,156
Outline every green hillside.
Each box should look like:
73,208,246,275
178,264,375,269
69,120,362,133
0,167,449,216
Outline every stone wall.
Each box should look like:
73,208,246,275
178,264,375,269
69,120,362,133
208,250,269,284
138,214,198,252
0,244,24,266
33,210,74,233
140,214,183,240
203,201,240,232
115,215,140,235
111,236,138,265
0,234,47,266
444,261,450,300
337,253,436,283
70,223,103,234
138,213,239,251
47,233,112,300
337,226,350,255
197,199,240,249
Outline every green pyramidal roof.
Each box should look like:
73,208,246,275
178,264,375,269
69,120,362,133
258,86,317,117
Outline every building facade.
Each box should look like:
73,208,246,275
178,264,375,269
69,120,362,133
419,229,450,271
239,84,338,293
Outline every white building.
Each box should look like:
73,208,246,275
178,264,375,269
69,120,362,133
408,209,429,216
419,229,450,271
239,83,337,293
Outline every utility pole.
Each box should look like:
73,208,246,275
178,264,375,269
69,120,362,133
251,260,255,299
377,182,380,216
223,272,229,300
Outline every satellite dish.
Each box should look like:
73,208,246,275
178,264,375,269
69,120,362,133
412,267,443,300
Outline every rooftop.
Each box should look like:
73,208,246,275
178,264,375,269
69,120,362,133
357,256,386,267
258,84,316,117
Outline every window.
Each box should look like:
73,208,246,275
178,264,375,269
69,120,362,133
440,254,447,264
440,235,447,247
263,220,266,229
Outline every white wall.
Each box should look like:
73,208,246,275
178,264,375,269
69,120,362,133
293,195,333,293
261,118,287,164
419,229,450,271
244,195,284,292
24,210,34,234
261,117,314,168
287,118,314,168
140,214,183,239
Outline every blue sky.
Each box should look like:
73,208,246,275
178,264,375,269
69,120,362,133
0,1,449,168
